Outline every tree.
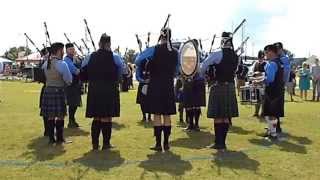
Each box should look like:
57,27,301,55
3,46,32,61
124,49,137,64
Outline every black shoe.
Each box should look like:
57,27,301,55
163,144,170,151
193,126,200,132
150,145,162,151
92,144,99,151
265,135,278,142
206,143,225,150
56,139,72,145
102,144,115,150
48,139,56,145
183,126,193,132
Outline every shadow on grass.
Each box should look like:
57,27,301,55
248,137,307,154
64,128,90,138
282,132,313,145
73,150,125,171
211,151,260,175
113,122,126,130
138,151,192,178
21,137,66,161
229,125,255,135
136,120,153,129
171,131,213,149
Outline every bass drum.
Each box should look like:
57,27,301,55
179,40,199,80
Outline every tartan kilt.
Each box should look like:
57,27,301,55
136,83,149,112
207,83,239,118
183,79,206,108
262,87,284,117
40,87,67,117
86,82,120,118
65,84,82,107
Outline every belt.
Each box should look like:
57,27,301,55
213,82,234,86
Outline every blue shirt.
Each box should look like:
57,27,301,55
63,56,79,75
135,46,180,83
42,58,72,85
264,60,278,85
280,52,290,83
81,52,125,78
199,49,223,77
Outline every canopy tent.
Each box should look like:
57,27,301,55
15,52,41,64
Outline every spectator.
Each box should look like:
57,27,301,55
299,62,311,100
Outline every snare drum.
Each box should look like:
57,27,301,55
240,85,264,104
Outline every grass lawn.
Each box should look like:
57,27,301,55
0,81,319,180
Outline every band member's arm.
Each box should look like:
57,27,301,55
81,53,92,68
134,47,155,66
113,53,125,78
135,66,145,83
64,56,80,75
56,61,73,85
280,54,291,83
264,62,278,84
199,50,223,76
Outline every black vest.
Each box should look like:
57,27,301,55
266,59,284,94
254,61,266,73
214,48,238,83
149,44,178,80
87,49,118,83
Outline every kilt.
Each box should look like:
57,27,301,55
65,84,82,107
136,83,149,112
183,79,206,108
207,82,239,118
86,82,120,118
40,87,67,117
145,77,176,115
263,87,284,117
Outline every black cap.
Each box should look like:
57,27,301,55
274,42,283,49
65,43,74,49
222,32,232,38
264,44,278,53
50,42,64,54
258,50,264,59
99,33,111,44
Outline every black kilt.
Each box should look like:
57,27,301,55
40,87,67,117
207,83,239,118
262,87,284,117
65,84,82,107
86,82,120,118
146,78,176,115
183,79,206,108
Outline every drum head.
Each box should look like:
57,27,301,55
179,40,199,78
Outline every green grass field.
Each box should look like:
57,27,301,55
0,81,319,180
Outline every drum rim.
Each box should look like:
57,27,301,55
179,40,199,78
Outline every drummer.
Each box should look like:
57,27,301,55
252,50,266,117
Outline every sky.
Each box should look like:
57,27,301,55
0,0,319,57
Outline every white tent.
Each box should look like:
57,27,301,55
0,57,12,74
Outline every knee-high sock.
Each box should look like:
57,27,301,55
91,120,101,146
214,123,223,147
101,122,112,146
140,104,146,120
153,126,162,146
194,109,201,127
55,120,64,142
43,116,48,134
276,117,282,133
68,106,77,121
163,126,171,145
221,123,230,148
47,120,55,142
266,117,277,137
186,109,194,128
